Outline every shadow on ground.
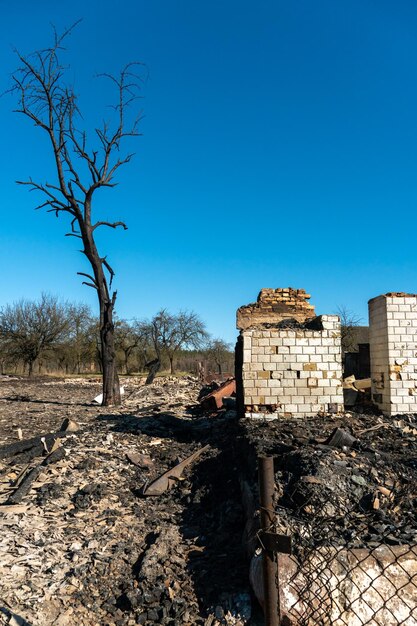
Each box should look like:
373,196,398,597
1,396,91,407
0,606,33,625
96,411,261,622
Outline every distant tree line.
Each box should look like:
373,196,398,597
0,294,234,379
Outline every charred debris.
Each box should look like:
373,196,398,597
0,288,417,625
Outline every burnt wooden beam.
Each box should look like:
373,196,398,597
6,447,65,504
0,431,73,461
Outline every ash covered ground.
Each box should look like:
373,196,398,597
0,376,253,626
243,410,417,551
1,376,417,626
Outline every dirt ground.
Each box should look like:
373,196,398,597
0,376,256,626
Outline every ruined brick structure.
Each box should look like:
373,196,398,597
236,288,344,418
237,288,315,330
369,293,417,416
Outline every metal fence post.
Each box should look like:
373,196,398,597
259,456,280,626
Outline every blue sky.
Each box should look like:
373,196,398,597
1,1,417,343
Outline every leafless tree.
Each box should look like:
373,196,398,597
10,23,144,404
114,319,142,375
141,310,169,384
56,303,96,374
142,309,208,381
336,305,363,354
0,293,71,376
205,338,232,376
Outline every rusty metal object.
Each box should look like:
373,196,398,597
259,456,280,626
199,378,236,410
142,445,210,496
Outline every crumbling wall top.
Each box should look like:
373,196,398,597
368,292,417,305
237,287,316,330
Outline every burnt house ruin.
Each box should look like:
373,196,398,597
236,288,344,418
369,293,417,416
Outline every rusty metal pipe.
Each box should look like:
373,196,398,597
259,456,280,626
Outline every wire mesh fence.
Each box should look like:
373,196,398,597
269,455,417,625
282,518,417,624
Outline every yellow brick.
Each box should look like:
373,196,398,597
258,371,270,379
303,363,317,371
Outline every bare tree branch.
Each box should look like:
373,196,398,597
81,281,98,290
92,221,128,232
77,272,98,286
102,258,115,288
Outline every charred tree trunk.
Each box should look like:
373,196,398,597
100,300,120,405
169,355,175,375
145,358,161,385
82,223,121,406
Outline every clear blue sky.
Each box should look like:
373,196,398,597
0,0,417,343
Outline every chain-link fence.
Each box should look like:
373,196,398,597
251,450,417,625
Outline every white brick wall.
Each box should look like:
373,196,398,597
241,315,343,418
369,295,417,415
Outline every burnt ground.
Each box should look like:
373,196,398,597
0,376,257,626
242,409,417,551
2,377,417,626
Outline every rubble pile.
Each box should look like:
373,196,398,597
2,373,417,625
122,376,201,416
243,412,417,549
0,376,253,626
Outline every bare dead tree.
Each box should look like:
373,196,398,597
114,319,142,375
9,23,144,405
205,338,232,376
142,309,208,380
0,293,71,376
336,305,363,354
142,312,166,384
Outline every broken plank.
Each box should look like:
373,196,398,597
0,504,28,515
